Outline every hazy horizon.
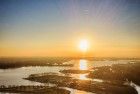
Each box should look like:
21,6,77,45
0,0,140,58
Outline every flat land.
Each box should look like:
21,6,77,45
25,72,137,94
0,85,70,94
0,57,73,69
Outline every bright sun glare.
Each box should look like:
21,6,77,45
79,39,89,52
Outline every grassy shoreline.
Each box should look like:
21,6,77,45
0,57,73,69
0,85,70,94
87,62,140,85
25,73,137,94
24,62,140,94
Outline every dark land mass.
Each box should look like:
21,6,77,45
60,69,90,74
0,85,70,94
87,62,140,85
0,57,73,69
0,57,139,69
25,73,137,94
67,57,140,61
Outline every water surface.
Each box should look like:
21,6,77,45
0,59,139,94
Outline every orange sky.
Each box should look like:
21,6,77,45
0,0,140,58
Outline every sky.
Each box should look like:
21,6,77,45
0,0,140,57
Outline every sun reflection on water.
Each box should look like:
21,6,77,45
79,59,88,70
79,74,87,80
78,59,89,80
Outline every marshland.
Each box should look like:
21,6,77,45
0,57,140,94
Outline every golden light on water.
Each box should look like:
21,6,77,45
79,59,88,80
79,74,87,80
79,59,87,70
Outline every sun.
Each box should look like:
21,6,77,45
79,39,89,52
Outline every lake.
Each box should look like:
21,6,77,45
0,59,139,94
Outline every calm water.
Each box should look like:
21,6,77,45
0,59,139,94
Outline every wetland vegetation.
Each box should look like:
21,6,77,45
0,57,73,69
87,62,140,85
24,62,140,94
0,58,139,94
0,85,70,94
60,69,90,74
